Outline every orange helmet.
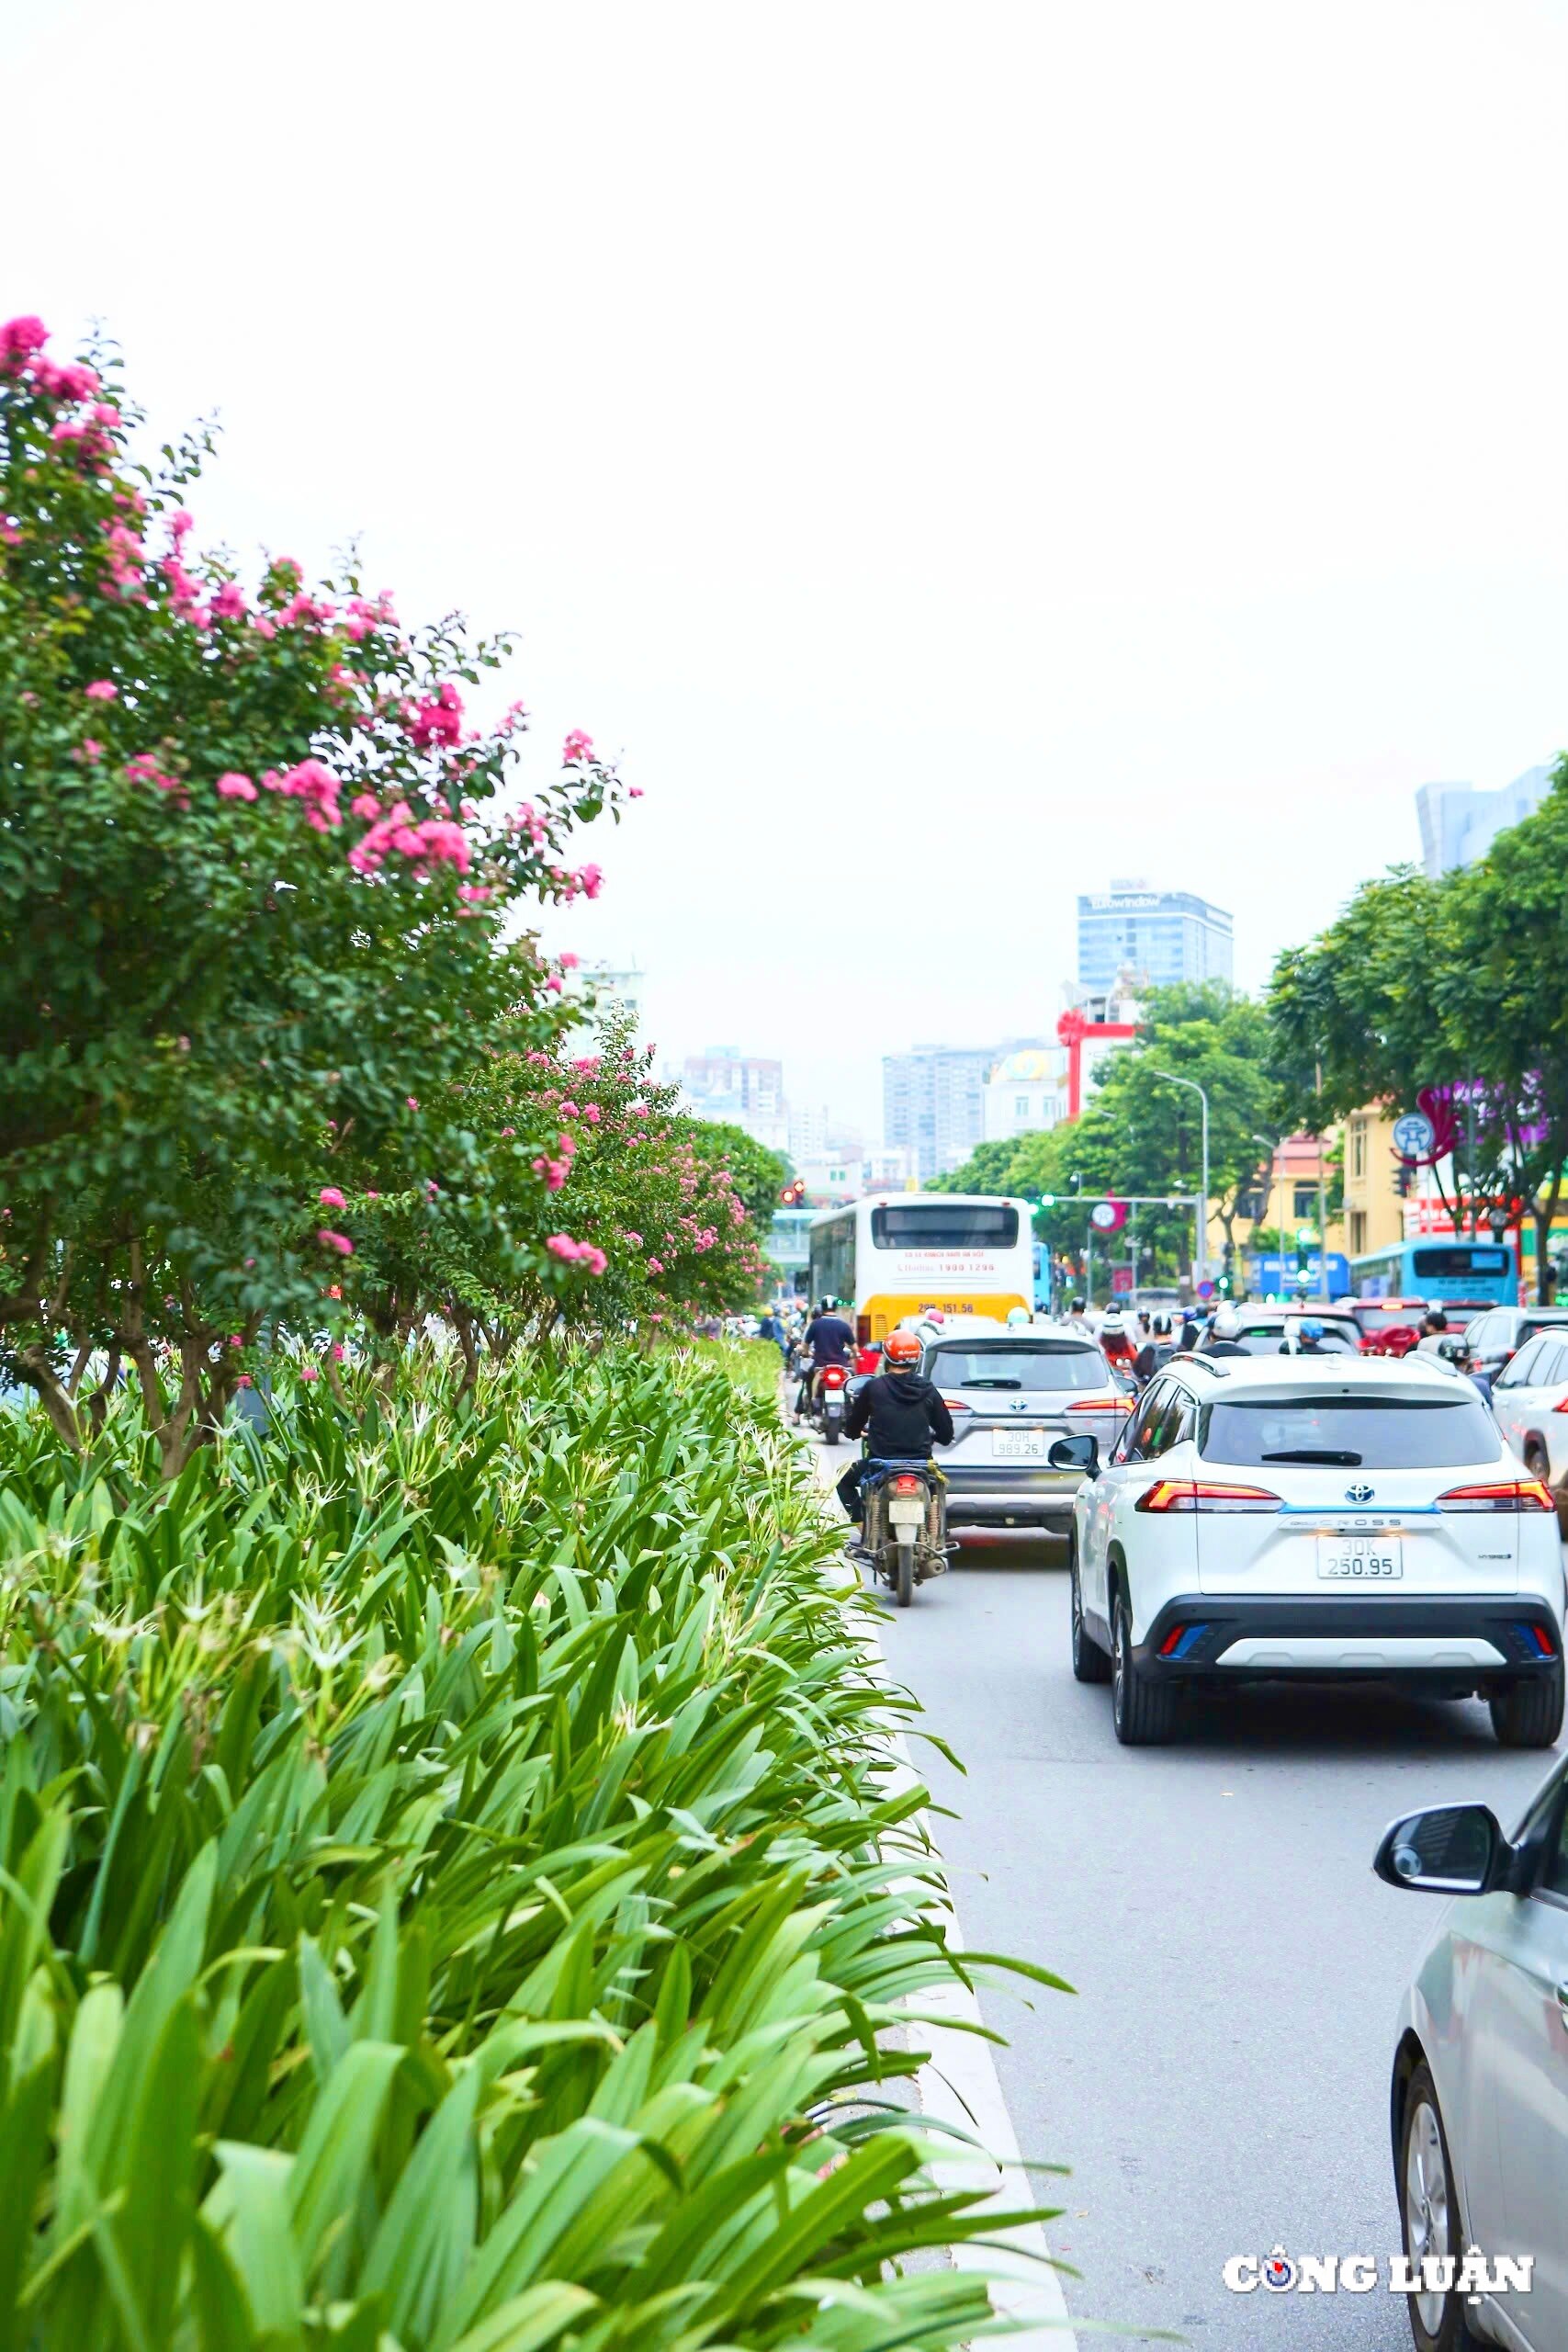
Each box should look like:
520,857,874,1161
883,1329,921,1366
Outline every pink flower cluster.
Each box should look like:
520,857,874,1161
562,729,594,763
1,320,113,465
317,1227,354,1256
125,751,186,805
533,1127,578,1192
407,682,464,750
216,772,257,801
546,1233,607,1275
265,758,342,831
347,800,471,877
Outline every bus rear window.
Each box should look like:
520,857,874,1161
871,1204,1020,1250
1411,1247,1510,1279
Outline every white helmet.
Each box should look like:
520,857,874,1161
1213,1306,1238,1339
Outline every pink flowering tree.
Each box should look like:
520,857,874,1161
312,1014,773,1382
0,316,625,1467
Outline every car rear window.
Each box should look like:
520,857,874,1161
1198,1395,1498,1469
929,1344,1105,1392
1231,1324,1359,1356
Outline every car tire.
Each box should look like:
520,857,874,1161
1399,2062,1483,2352
1111,1588,1179,1745
1490,1662,1564,1748
1070,1543,1111,1684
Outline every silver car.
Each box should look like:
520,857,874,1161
1378,1767,1568,2349
919,1327,1127,1538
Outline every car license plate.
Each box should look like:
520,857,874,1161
1317,1534,1403,1581
888,1497,925,1527
993,1430,1045,1460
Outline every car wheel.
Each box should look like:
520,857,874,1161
1490,1662,1564,1748
1111,1588,1178,1746
1400,2063,1482,2352
1070,1542,1111,1684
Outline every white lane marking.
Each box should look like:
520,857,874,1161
798,1423,1079,2346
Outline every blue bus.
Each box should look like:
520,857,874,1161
1350,1238,1517,1306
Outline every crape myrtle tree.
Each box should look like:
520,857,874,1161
0,314,625,1466
323,1015,772,1387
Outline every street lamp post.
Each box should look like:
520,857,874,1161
1151,1069,1211,1289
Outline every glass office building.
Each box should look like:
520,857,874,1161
1076,887,1233,993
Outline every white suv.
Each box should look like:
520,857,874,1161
1054,1352,1565,1747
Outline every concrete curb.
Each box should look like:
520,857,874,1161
790,1415,1078,2346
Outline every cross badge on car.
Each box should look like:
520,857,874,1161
1347,1482,1374,1503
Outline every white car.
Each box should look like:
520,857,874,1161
1053,1351,1565,1747
1489,1327,1568,1510
1377,1764,1568,2352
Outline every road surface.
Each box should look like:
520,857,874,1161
818,1444,1559,2347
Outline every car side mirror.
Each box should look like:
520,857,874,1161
1048,1433,1099,1475
1372,1803,1506,1895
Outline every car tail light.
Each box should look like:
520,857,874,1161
892,1474,923,1495
941,1396,972,1412
1135,1480,1283,1514
1517,1621,1558,1657
1437,1479,1555,1513
1552,1397,1568,1416
1067,1396,1124,1412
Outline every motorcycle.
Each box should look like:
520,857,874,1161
857,1459,951,1608
812,1362,851,1445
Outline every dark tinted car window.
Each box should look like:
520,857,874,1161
929,1344,1104,1392
1199,1396,1497,1469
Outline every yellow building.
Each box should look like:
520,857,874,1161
1205,1131,1347,1273
1341,1105,1405,1262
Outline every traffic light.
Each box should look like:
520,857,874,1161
1294,1223,1313,1272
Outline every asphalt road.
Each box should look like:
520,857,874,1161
815,1441,1562,2349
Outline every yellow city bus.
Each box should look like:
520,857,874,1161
808,1195,1035,1344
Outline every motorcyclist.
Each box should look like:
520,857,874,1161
1099,1309,1136,1375
1133,1313,1175,1385
1199,1306,1249,1358
1280,1316,1330,1355
1007,1305,1034,1328
838,1329,954,1519
1415,1304,1450,1357
1064,1297,1089,1332
795,1297,855,1420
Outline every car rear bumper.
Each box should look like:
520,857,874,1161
1134,1593,1561,1683
942,1467,1078,1526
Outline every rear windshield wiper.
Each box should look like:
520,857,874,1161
960,1377,1023,1388
1259,1449,1363,1465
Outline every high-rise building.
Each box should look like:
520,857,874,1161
1416,766,1552,876
883,1045,998,1181
1076,881,1233,994
565,957,645,1048
679,1047,788,1151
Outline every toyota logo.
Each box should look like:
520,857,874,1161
1346,1482,1374,1504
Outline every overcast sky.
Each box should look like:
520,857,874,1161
11,0,1568,1136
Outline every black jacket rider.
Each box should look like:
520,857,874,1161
844,1371,954,1458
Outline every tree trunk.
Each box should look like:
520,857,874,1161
451,1303,479,1397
